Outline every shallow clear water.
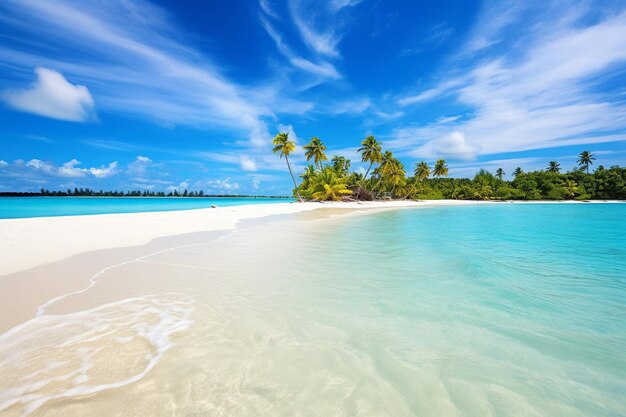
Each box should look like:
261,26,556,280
1,203,625,416
300,204,626,415
0,196,292,219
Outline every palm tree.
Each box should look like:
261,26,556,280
513,167,524,177
403,161,430,199
414,161,430,181
272,132,303,201
474,184,493,200
564,179,579,198
547,161,561,173
577,151,596,173
357,136,383,182
433,159,449,178
372,150,394,195
303,137,328,169
495,168,505,179
307,167,352,201
331,155,351,176
386,159,407,197
300,164,316,183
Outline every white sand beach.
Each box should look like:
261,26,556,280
0,200,483,337
0,200,481,277
1,199,619,277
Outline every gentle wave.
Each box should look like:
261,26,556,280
0,294,195,416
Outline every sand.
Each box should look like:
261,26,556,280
0,200,483,277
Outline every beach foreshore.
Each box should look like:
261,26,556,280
0,200,468,277
0,199,621,277
0,199,466,334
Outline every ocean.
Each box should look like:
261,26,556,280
1,203,625,416
0,196,292,219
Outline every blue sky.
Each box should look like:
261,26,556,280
1,0,626,194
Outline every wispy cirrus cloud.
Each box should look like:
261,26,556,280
0,0,312,147
393,2,626,160
259,0,361,81
259,16,340,79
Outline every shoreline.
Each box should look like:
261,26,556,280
0,199,623,277
0,200,433,333
0,200,461,277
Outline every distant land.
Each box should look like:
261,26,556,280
0,189,291,198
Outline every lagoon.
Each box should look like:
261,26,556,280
0,196,291,219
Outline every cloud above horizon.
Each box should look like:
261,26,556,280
392,2,626,159
0,0,625,193
259,0,363,82
0,0,296,148
2,68,95,122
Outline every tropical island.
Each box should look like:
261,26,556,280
2,135,623,202
0,190,291,198
273,133,626,201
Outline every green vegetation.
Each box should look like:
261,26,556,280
272,132,303,201
0,189,290,198
303,136,328,169
272,134,625,201
577,150,596,173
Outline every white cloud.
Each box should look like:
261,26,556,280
0,0,313,147
26,159,56,174
260,17,340,79
436,115,461,124
22,158,121,179
393,6,626,158
127,155,153,176
0,160,7,167
288,0,361,57
329,0,363,12
167,181,189,192
259,0,280,19
240,156,257,171
198,177,240,193
89,161,119,178
58,159,88,178
2,68,95,122
460,0,528,55
258,0,360,81
398,78,464,106
289,1,341,58
409,131,479,161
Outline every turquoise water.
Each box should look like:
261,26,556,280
2,203,625,416
283,203,626,416
0,196,292,219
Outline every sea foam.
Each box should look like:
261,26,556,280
0,294,194,416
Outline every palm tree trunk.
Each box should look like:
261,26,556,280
363,162,373,181
373,175,385,199
285,155,303,202
403,180,418,200
359,161,374,192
